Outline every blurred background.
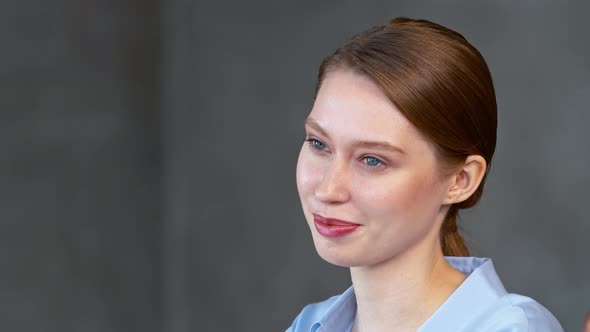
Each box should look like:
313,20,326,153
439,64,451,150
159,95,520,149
2,1,588,331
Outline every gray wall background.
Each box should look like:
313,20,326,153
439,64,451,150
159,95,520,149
2,1,588,331
2,1,162,331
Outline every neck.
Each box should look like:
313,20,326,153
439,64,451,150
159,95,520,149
349,237,466,332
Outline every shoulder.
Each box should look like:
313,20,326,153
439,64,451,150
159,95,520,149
285,295,340,332
471,293,563,332
428,257,564,332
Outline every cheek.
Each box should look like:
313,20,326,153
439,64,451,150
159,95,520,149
296,148,319,198
358,167,441,219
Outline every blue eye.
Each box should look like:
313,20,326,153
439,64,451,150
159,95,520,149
364,156,382,167
313,140,326,150
307,138,326,151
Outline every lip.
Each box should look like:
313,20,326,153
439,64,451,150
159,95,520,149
313,213,360,238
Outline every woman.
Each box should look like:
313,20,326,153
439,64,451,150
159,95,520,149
287,18,563,331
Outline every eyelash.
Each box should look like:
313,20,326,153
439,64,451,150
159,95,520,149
304,138,386,169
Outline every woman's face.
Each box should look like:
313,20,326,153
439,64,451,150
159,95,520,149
296,69,453,267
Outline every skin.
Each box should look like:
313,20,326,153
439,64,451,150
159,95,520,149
296,69,487,331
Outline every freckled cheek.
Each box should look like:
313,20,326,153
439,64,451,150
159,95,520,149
355,171,436,218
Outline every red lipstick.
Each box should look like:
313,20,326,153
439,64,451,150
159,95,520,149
313,213,360,238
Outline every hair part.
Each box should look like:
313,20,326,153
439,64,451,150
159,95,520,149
314,17,497,256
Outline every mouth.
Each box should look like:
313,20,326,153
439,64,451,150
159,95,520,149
313,213,360,226
313,213,360,238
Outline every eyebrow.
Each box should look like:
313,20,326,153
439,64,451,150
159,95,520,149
305,117,405,155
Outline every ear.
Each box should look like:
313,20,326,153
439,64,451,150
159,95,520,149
443,155,487,205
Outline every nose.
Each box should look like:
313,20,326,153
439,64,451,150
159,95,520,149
314,158,351,204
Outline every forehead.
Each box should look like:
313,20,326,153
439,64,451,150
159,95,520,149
308,69,424,146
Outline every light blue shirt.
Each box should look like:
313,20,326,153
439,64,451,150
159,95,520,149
287,257,563,331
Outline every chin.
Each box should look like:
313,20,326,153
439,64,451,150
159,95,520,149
316,250,359,267
311,235,372,268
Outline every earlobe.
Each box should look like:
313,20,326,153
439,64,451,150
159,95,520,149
443,155,487,205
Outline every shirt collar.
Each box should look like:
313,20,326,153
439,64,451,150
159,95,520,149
418,257,507,331
315,286,356,332
314,256,507,332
